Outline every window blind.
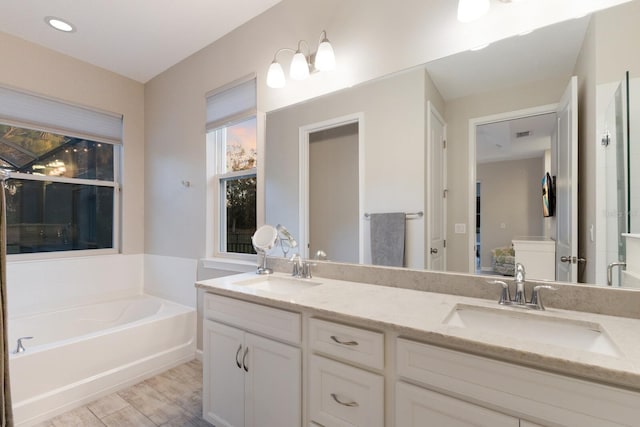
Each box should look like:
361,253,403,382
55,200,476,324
206,78,256,131
0,86,123,144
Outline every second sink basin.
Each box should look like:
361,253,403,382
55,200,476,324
443,304,621,357
233,275,322,295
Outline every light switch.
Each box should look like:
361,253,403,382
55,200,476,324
455,223,466,234
500,223,506,229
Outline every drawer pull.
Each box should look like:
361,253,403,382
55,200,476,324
235,344,242,369
331,393,359,407
330,335,359,346
242,347,249,372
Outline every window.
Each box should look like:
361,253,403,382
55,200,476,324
0,86,122,255
206,78,257,257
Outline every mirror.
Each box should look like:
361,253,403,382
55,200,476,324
265,1,640,287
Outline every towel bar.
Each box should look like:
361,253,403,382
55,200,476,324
364,211,423,219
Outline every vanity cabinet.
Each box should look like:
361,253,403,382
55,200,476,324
396,338,639,427
308,318,384,427
203,293,301,427
396,381,518,427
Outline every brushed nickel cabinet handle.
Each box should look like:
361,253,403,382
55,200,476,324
242,347,249,372
331,393,359,407
235,344,242,369
330,335,359,346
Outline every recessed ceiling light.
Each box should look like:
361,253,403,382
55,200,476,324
45,16,76,33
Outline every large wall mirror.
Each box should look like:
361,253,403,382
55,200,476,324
265,0,640,288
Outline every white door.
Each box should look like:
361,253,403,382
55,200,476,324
203,320,245,427
556,76,578,282
427,102,447,270
244,332,301,427
395,382,519,427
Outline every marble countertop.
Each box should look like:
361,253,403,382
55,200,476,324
196,272,640,391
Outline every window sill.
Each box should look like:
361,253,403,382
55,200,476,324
7,248,119,263
201,256,257,273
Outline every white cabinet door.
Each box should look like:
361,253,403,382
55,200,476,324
244,332,301,427
396,382,519,427
203,320,245,427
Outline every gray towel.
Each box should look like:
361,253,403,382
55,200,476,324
370,212,406,267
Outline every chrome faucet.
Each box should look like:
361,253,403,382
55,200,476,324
14,336,33,354
607,261,626,287
514,263,527,305
289,253,314,279
289,253,303,277
490,263,557,310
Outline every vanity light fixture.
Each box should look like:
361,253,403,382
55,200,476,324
267,30,335,89
45,16,76,33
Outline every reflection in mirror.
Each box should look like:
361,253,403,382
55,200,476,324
474,113,556,278
265,1,640,288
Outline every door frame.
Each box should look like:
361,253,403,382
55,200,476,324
426,101,447,270
299,113,365,261
467,103,558,274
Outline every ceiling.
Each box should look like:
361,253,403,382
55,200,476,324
422,14,590,164
476,113,557,164
425,14,590,101
0,0,282,83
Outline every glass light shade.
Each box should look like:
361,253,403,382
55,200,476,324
314,40,336,71
457,0,490,23
290,52,310,80
267,61,286,88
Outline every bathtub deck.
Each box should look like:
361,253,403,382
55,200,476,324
33,359,209,427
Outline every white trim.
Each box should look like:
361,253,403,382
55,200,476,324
200,257,256,273
8,248,118,262
217,168,257,181
298,113,365,261
205,116,259,260
8,172,117,187
256,111,266,227
467,103,558,274
427,101,448,271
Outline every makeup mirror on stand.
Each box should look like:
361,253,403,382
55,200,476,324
252,224,278,274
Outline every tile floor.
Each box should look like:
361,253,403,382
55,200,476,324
34,359,211,427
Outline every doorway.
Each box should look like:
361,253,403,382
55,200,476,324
299,113,365,263
308,123,359,263
468,77,578,282
468,105,559,276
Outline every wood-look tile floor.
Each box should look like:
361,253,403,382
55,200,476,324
35,359,212,427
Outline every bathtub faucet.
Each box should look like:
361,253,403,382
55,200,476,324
14,336,33,354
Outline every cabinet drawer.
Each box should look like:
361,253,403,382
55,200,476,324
396,338,640,427
204,293,301,344
309,354,384,427
396,381,518,427
309,318,384,370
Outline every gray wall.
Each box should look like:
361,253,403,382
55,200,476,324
477,157,544,269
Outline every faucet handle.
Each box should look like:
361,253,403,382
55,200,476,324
301,261,317,279
489,280,512,305
529,285,557,310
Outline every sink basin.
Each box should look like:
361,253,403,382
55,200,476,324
233,275,322,295
443,304,621,357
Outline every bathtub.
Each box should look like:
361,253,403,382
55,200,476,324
8,295,196,426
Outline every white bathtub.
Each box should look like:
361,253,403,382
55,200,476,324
8,295,196,426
